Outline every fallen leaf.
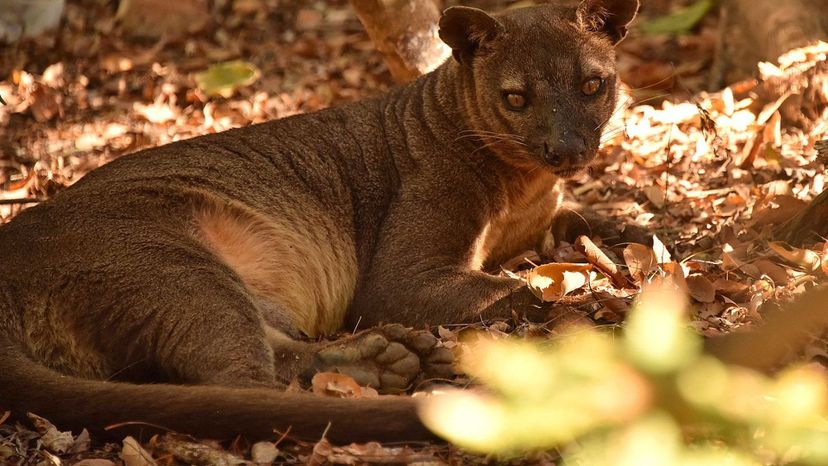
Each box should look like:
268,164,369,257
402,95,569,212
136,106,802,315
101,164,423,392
712,278,749,300
307,438,333,466
643,185,666,208
311,372,363,398
70,428,91,454
134,101,178,124
525,263,593,302
155,436,244,466
662,261,688,292
74,460,116,466
575,236,627,287
623,243,657,284
251,442,279,464
686,274,716,303
822,242,828,275
753,259,789,284
27,413,74,454
652,234,673,264
121,436,156,466
768,241,821,271
195,61,261,98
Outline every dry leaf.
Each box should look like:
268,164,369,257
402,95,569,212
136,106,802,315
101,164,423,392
575,236,627,287
27,413,74,454
652,234,673,264
822,242,828,275
753,259,789,283
525,262,593,302
74,460,116,466
643,185,666,208
311,372,363,398
662,261,688,292
195,61,261,98
121,436,156,466
623,243,657,284
768,241,821,271
712,278,749,300
762,110,782,146
686,274,715,303
251,442,279,464
155,436,244,466
307,438,334,466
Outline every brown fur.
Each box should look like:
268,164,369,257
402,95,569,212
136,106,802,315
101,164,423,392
0,1,638,443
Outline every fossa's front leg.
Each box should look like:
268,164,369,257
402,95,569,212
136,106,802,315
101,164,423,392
349,191,578,329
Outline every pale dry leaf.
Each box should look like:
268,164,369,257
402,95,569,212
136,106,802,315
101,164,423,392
768,241,821,271
436,325,456,342
643,185,666,209
575,235,626,288
307,438,334,466
27,413,74,454
623,243,657,284
155,436,244,466
121,436,156,466
822,242,828,275
311,372,363,399
74,460,116,466
41,451,61,466
686,274,716,303
251,441,279,464
652,234,672,264
525,262,593,302
70,428,91,454
762,110,782,146
133,101,177,124
662,261,688,292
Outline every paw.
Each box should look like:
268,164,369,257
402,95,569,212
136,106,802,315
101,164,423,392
312,324,454,393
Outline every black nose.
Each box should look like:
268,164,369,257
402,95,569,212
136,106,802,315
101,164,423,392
543,133,587,166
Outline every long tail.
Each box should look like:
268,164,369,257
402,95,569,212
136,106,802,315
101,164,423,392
0,335,436,443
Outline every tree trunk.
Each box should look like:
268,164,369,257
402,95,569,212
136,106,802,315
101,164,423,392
717,0,828,84
350,0,450,83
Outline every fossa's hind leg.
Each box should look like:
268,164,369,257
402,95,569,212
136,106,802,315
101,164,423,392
91,261,282,389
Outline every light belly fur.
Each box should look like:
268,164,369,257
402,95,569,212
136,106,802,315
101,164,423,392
194,200,358,337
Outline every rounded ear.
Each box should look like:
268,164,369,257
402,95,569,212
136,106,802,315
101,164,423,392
438,6,505,64
577,0,640,44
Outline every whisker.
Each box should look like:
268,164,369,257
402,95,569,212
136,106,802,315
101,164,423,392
625,69,678,92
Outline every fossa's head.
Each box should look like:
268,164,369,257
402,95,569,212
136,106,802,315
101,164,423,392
439,0,638,176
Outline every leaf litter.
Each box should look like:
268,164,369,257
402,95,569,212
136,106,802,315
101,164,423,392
1,0,827,464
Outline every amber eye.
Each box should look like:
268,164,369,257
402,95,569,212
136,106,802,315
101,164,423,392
582,77,604,96
504,92,527,110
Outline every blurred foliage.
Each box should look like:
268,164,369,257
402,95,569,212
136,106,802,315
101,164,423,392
639,0,717,36
420,284,828,465
194,60,260,98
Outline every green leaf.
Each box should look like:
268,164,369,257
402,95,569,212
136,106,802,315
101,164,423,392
639,0,716,36
194,60,260,98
